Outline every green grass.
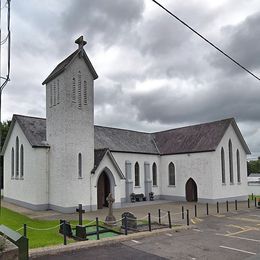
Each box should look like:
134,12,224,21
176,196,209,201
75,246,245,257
0,207,94,249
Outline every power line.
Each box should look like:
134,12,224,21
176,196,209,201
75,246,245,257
151,0,260,82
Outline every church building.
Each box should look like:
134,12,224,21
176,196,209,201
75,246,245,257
1,36,251,213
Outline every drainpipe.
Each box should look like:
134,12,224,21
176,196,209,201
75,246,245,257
46,147,50,208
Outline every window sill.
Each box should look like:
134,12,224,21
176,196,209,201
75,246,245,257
230,182,234,185
152,185,158,187
134,186,141,188
78,177,83,180
222,183,226,185
168,185,176,187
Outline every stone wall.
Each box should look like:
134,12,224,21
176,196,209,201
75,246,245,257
0,238,18,260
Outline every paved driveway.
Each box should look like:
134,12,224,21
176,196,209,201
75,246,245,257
32,208,260,260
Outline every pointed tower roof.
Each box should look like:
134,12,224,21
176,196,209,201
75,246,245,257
42,36,98,85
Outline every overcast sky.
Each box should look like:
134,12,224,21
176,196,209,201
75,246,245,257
1,0,260,158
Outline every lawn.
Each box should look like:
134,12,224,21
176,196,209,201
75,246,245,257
0,207,92,248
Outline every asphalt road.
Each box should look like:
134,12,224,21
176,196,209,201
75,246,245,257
32,208,260,260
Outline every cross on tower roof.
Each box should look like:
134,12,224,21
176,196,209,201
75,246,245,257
75,36,87,50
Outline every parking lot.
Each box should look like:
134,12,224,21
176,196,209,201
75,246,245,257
33,206,260,259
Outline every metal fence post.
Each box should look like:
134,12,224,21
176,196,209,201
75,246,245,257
168,211,172,228
235,200,237,211
217,202,219,214
158,209,161,225
63,222,67,245
248,198,250,208
23,224,27,238
194,204,197,218
206,203,209,215
255,197,257,207
226,201,229,212
148,213,152,232
96,217,100,240
186,209,189,226
182,206,184,220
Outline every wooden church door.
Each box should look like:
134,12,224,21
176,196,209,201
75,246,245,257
97,172,110,209
185,178,198,202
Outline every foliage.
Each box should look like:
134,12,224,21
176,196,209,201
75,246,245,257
0,207,91,249
0,120,11,148
247,159,260,175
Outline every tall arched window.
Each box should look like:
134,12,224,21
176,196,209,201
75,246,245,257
53,81,56,105
57,79,60,104
134,162,140,187
237,149,241,183
20,145,24,179
15,137,19,178
229,139,234,183
78,153,82,178
168,162,175,186
152,162,157,186
11,147,14,178
50,84,53,107
72,77,76,103
221,147,225,184
83,80,87,105
78,71,82,109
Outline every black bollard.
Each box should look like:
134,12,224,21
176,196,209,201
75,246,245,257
96,217,100,240
194,204,197,218
217,202,219,214
252,193,254,200
226,201,229,212
182,206,184,220
158,209,161,225
255,197,257,207
248,198,250,208
186,209,189,226
206,203,209,215
148,213,152,232
124,215,128,235
23,224,27,238
168,211,172,229
235,200,237,211
63,222,67,245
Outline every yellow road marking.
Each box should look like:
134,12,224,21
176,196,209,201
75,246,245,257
227,217,260,223
213,214,225,218
226,224,247,230
191,219,196,224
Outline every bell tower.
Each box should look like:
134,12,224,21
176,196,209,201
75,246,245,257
42,36,98,212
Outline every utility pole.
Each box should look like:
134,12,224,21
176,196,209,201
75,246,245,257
0,0,11,215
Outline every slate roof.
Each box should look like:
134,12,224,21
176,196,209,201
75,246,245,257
2,115,251,156
153,118,233,155
94,126,158,154
93,148,108,173
42,48,98,85
14,115,48,147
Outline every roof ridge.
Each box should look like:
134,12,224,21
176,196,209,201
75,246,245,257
152,118,234,134
14,114,46,120
94,124,150,135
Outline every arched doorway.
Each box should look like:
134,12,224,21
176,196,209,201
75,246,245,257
185,178,198,202
97,171,110,209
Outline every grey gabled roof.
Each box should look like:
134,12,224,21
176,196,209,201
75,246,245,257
2,115,250,156
153,118,251,155
94,125,159,154
42,48,98,85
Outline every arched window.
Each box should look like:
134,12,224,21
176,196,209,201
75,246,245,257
15,137,19,178
53,81,56,106
72,77,76,103
78,153,82,178
11,147,14,178
229,139,233,183
152,162,157,186
134,162,140,187
237,149,241,183
168,162,175,186
78,71,82,109
221,147,225,184
49,84,53,107
83,80,87,105
20,145,24,179
57,79,60,104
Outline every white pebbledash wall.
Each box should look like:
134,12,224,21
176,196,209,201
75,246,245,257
3,122,48,209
